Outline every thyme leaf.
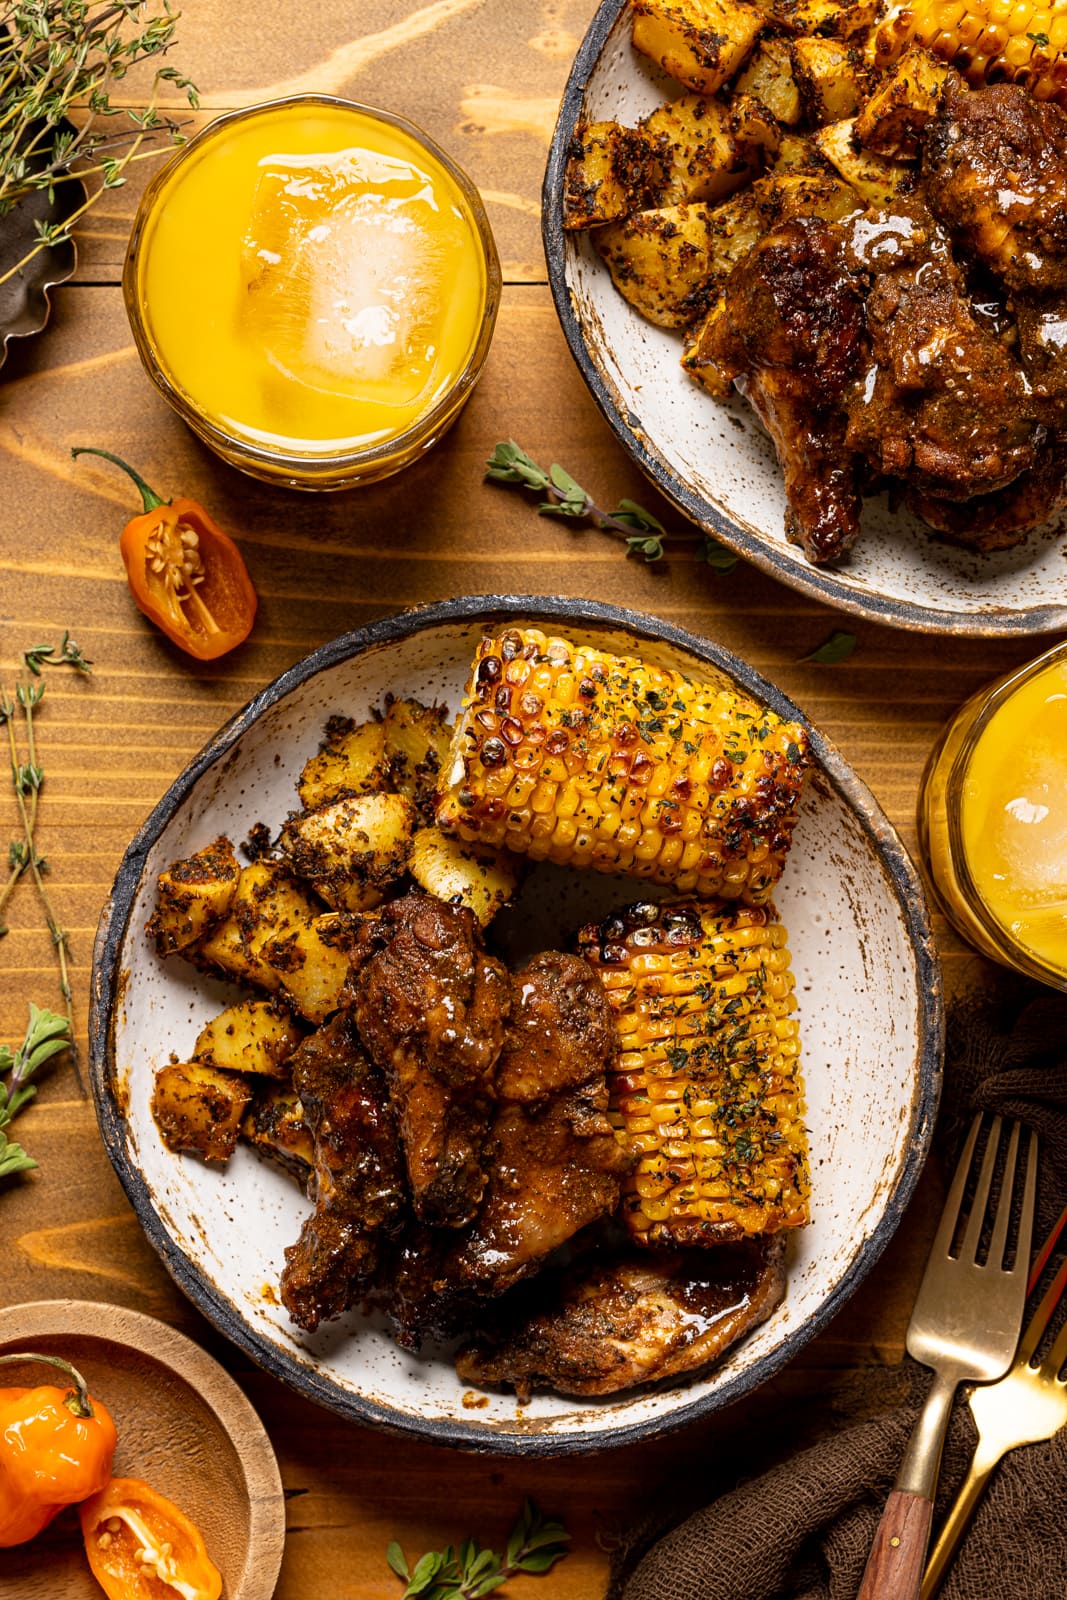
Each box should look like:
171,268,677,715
486,441,735,571
801,630,857,665
387,1501,569,1599
24,633,94,676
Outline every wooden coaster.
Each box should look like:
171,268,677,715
0,1300,285,1599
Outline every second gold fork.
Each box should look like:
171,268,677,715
920,1201,1067,1599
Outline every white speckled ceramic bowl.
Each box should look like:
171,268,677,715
90,597,942,1454
542,0,1067,636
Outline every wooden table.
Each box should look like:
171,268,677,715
0,3,1037,1595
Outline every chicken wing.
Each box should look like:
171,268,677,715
347,893,510,1228
280,1011,406,1332
456,1237,787,1399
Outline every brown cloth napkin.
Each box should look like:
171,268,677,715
610,985,1067,1600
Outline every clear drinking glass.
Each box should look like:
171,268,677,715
123,95,501,490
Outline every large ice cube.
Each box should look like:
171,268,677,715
240,147,452,404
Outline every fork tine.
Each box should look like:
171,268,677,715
986,1120,1021,1269
929,1112,983,1259
1027,1193,1067,1295
1018,1221,1067,1367
959,1114,1003,1263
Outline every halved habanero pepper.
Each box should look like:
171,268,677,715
72,447,257,662
80,1476,222,1600
0,1352,117,1547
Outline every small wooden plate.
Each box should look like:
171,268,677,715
0,1300,285,1599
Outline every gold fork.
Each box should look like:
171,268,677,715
920,1200,1067,1599
857,1114,1037,1600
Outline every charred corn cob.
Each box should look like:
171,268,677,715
578,899,808,1246
875,0,1067,108
436,628,811,905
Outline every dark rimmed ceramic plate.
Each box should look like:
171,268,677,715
0,128,84,370
542,0,1067,636
90,596,942,1455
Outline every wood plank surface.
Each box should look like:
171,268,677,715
0,2,1037,1596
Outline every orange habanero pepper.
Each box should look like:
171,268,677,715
80,1476,222,1600
72,447,257,661
0,1352,117,1547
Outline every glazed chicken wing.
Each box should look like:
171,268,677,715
456,1237,787,1399
702,216,867,562
280,1011,406,1332
447,951,634,1296
843,200,1046,504
924,84,1067,294
347,893,510,1228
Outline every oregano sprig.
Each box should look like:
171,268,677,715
386,1500,570,1600
0,1004,70,1178
486,441,737,571
24,632,94,677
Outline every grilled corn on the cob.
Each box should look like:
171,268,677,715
875,0,1067,107
579,899,809,1247
436,629,811,905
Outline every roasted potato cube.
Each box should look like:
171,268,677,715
152,1060,252,1163
595,204,722,327
260,913,351,1024
735,39,802,125
148,837,240,957
241,1085,314,1188
854,47,952,159
752,0,876,38
773,131,824,170
563,119,667,227
640,94,769,206
197,861,322,989
384,698,452,822
813,118,914,207
297,718,387,811
632,0,764,96
681,297,733,396
790,38,864,125
409,827,520,927
280,791,416,912
193,998,304,1079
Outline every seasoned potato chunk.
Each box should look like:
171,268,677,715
241,1085,314,1188
148,837,240,957
193,998,304,1079
632,0,764,96
152,1060,252,1163
383,698,452,823
563,119,667,227
197,861,323,990
297,718,387,811
735,39,802,125
409,827,520,927
854,47,952,159
790,38,864,125
595,204,722,327
752,0,876,38
280,791,417,912
260,913,351,1024
699,170,860,287
813,118,914,207
640,94,771,206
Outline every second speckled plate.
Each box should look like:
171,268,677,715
542,0,1067,636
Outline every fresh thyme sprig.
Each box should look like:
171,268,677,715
0,2,199,287
0,1004,69,1178
1,638,92,1088
24,632,94,677
386,1501,570,1600
486,441,737,571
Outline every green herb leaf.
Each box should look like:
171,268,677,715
702,538,739,573
386,1542,410,1581
626,534,665,561
611,498,666,536
1028,29,1050,45
801,630,857,665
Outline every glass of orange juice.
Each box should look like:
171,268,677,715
918,640,1067,991
123,95,500,489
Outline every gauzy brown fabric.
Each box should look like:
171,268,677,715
612,986,1067,1600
